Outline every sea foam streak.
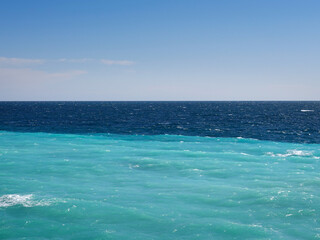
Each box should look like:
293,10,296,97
0,194,51,207
266,149,316,158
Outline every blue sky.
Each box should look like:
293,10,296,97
1,0,319,100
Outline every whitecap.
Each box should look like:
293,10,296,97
287,150,313,157
301,110,314,112
192,168,202,172
240,152,250,156
266,150,314,158
0,194,51,208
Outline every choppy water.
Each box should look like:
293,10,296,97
1,101,320,143
0,102,320,239
1,131,320,239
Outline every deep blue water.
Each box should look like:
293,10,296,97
0,101,320,143
0,102,320,239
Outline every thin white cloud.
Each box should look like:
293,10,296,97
0,68,87,83
57,58,93,63
101,59,135,66
0,56,135,66
0,57,45,65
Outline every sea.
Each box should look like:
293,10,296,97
0,101,319,239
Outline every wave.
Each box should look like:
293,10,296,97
266,150,319,158
301,109,314,112
0,194,52,208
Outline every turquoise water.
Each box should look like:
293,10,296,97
1,131,319,239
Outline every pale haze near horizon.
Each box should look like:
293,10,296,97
0,0,319,101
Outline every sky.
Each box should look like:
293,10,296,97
0,0,320,101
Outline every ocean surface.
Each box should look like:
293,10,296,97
0,102,319,239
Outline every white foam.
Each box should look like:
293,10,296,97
0,194,51,208
240,152,249,156
192,168,202,172
287,150,313,156
301,110,314,112
267,150,314,158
